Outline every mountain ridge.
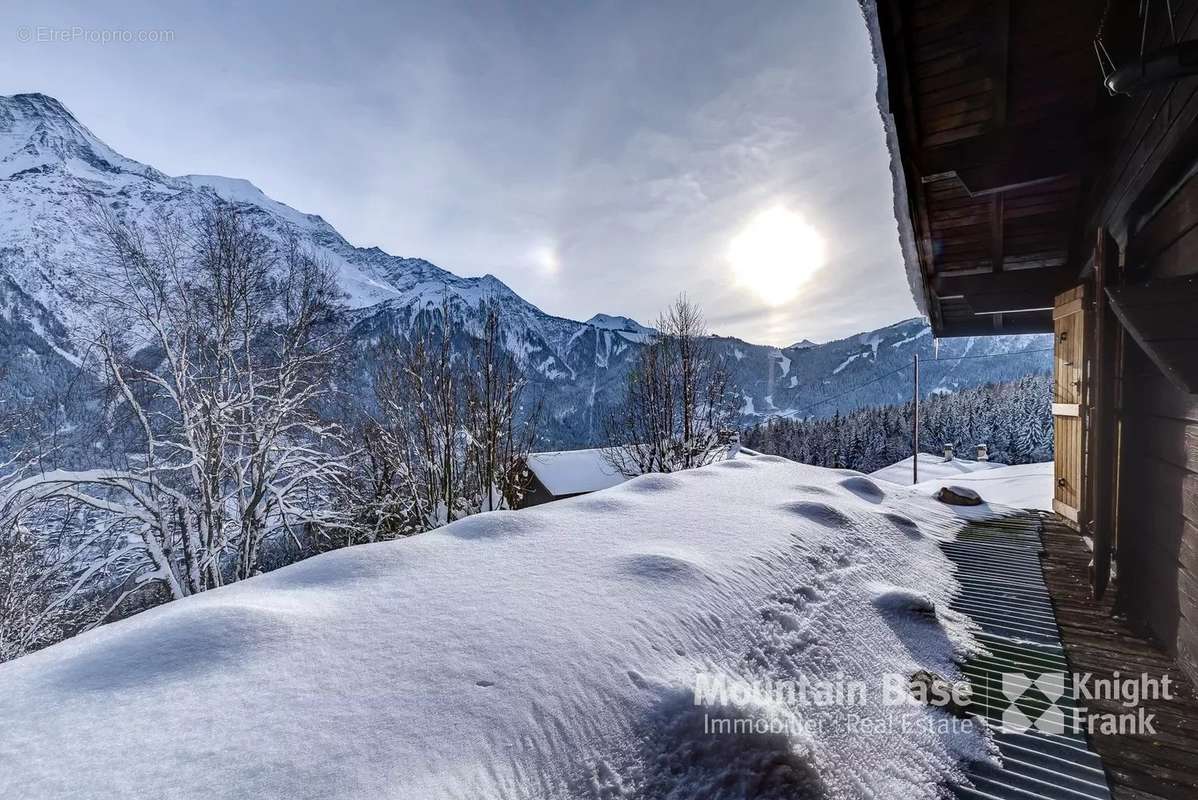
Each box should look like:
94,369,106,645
0,92,1051,448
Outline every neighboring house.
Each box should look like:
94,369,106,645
515,448,630,507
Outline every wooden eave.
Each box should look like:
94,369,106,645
873,0,1103,338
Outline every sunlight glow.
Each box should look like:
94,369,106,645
531,242,560,276
728,206,825,306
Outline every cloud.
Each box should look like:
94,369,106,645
0,0,917,346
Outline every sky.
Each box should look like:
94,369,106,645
1,0,917,347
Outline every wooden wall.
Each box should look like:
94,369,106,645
1087,0,1198,251
1116,342,1198,681
1082,1,1198,683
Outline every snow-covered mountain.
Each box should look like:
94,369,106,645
713,317,1049,425
585,314,656,343
0,93,1051,448
0,94,577,358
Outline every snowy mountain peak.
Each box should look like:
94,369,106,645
0,94,1052,450
0,94,543,319
179,174,328,229
586,314,654,335
0,93,83,138
0,93,156,180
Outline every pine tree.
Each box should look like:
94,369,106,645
744,374,1051,472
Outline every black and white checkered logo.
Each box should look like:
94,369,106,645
1000,671,1077,734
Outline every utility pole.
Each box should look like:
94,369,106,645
912,352,920,484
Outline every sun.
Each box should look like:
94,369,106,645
728,207,826,305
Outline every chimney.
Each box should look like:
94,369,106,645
943,444,954,462
976,444,989,462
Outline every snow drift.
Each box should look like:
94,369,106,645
868,453,1006,486
871,455,1053,511
0,454,998,799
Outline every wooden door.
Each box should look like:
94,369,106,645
1052,286,1086,524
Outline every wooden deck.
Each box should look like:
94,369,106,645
1040,514,1198,800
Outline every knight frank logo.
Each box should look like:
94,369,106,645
998,670,1172,736
1000,671,1074,734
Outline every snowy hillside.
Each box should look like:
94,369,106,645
0,453,999,799
870,453,1006,486
871,455,1053,511
726,318,1052,424
0,92,1050,448
914,464,1053,511
585,313,656,343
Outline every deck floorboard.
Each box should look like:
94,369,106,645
1040,514,1198,800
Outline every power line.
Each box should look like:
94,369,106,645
924,347,1053,361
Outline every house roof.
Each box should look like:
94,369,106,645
862,0,1102,337
525,448,628,497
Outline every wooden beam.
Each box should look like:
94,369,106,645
991,0,1010,129
934,267,1072,298
967,291,1054,313
933,311,1053,337
1090,229,1119,600
989,193,1005,273
919,122,1087,196
1107,277,1198,393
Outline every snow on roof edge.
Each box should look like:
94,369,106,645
859,1,931,319
525,448,628,496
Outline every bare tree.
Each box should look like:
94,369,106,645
364,306,462,533
357,303,539,536
2,202,357,609
0,400,109,662
464,309,541,511
604,295,735,476
0,516,77,662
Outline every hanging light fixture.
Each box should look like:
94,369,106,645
1095,0,1198,95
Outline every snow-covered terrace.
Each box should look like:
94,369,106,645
1,452,1023,799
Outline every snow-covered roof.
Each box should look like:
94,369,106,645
858,1,930,317
0,454,994,798
525,447,628,496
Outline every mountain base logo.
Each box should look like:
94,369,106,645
690,670,1173,738
996,670,1173,736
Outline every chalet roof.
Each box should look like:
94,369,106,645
863,0,1102,337
862,0,928,319
525,448,628,497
